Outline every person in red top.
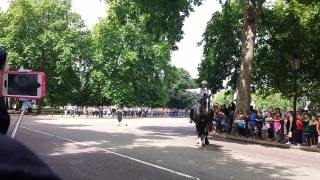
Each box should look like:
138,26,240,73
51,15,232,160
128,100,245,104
295,113,304,146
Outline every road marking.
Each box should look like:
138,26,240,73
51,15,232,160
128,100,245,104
18,125,200,180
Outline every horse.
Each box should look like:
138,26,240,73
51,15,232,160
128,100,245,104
190,93,213,149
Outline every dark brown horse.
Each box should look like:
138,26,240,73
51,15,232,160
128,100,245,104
191,93,213,149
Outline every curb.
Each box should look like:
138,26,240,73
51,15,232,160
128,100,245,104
209,132,320,153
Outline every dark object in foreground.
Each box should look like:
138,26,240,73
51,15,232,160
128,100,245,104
0,135,60,180
0,50,11,134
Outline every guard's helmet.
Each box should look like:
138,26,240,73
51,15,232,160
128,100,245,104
201,80,208,85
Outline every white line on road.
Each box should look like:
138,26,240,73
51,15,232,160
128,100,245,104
18,125,200,180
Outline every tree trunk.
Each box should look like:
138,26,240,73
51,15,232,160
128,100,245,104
235,21,255,113
232,0,264,135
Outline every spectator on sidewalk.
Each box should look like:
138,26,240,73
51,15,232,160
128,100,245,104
295,113,304,146
273,113,282,143
244,111,250,138
235,110,245,137
249,109,257,138
267,122,274,141
280,113,286,143
309,114,319,148
213,107,225,133
256,111,264,139
286,111,295,145
303,113,311,146
318,116,320,145
227,101,235,134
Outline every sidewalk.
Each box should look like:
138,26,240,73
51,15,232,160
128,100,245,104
209,132,320,153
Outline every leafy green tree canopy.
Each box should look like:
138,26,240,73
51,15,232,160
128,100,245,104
0,0,91,105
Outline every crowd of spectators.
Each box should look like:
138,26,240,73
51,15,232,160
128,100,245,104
63,102,320,148
212,103,320,148
63,105,189,118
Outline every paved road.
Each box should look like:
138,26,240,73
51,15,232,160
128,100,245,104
7,115,320,180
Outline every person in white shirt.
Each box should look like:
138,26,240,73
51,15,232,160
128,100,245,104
189,80,212,123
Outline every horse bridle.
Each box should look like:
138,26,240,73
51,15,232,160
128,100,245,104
200,93,211,115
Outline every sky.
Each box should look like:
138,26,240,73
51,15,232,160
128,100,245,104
171,1,222,78
0,0,221,78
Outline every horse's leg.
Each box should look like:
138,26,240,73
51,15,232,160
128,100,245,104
198,136,202,148
205,125,210,145
189,109,194,123
197,126,204,149
200,125,205,147
195,124,200,145
197,136,201,148
201,134,205,146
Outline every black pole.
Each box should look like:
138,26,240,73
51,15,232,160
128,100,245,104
292,69,297,144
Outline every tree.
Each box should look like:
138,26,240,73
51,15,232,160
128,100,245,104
252,92,292,111
198,1,242,93
199,0,320,112
167,68,197,108
214,90,234,106
253,0,320,110
234,0,265,114
89,0,180,107
0,0,91,107
214,90,292,111
198,0,266,114
105,0,204,50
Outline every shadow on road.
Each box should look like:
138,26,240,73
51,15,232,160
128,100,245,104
137,125,197,136
9,120,302,180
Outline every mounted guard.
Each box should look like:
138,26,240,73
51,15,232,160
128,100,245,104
189,80,213,149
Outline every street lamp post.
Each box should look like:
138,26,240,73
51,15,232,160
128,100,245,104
291,56,300,144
